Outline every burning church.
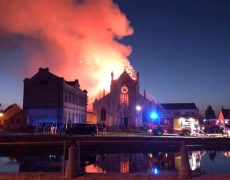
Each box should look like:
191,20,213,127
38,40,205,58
93,69,156,130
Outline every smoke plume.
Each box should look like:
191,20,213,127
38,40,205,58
0,0,134,106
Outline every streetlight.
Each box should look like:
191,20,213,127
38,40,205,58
136,105,142,134
0,111,3,126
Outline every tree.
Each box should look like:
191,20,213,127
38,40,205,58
204,105,216,119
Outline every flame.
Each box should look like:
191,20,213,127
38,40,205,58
0,0,134,108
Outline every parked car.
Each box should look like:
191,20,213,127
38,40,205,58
66,124,97,136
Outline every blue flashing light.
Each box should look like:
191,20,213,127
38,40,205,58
152,167,159,175
150,112,159,120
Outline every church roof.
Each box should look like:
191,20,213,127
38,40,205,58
160,103,197,110
117,70,135,82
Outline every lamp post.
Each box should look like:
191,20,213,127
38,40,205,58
136,105,141,135
0,111,3,127
0,103,3,127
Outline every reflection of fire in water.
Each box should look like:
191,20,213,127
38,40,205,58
120,157,129,173
85,164,105,173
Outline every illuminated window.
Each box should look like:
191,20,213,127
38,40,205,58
120,85,129,106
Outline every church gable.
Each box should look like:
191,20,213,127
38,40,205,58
93,69,156,129
118,70,134,83
112,70,138,95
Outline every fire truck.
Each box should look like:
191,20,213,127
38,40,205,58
147,112,200,136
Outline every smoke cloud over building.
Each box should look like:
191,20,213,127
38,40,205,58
0,0,134,105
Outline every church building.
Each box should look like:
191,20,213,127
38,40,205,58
93,70,156,130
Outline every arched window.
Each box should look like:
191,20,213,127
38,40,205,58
120,85,129,106
101,108,106,121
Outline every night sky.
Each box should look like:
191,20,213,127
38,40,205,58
115,0,230,114
0,0,230,115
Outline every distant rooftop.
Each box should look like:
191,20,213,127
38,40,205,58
160,103,197,110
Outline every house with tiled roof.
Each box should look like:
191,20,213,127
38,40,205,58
156,103,200,132
218,107,230,128
0,104,25,130
158,103,199,119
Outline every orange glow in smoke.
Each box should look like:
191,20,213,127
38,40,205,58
0,0,134,108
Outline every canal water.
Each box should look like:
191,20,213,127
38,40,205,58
0,147,230,175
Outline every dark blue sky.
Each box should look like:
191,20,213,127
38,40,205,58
115,0,230,114
0,0,230,115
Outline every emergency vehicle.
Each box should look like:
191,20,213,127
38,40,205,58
147,113,200,136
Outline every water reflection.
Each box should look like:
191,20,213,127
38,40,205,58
224,151,230,158
1,149,230,174
0,153,63,173
84,150,230,175
85,152,178,174
0,157,19,172
189,151,203,171
18,154,62,172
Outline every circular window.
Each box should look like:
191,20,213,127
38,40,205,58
121,85,128,93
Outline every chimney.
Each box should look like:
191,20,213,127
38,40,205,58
39,67,49,72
